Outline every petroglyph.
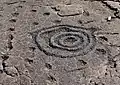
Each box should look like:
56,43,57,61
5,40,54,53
30,25,97,58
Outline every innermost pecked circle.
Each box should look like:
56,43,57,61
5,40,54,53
59,35,84,47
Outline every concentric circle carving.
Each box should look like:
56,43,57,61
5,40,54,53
32,25,96,58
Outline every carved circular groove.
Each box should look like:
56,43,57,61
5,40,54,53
34,25,96,58
59,35,81,47
50,32,89,51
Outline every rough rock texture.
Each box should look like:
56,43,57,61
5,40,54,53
0,0,120,85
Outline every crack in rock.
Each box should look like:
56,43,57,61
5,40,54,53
52,4,83,17
102,1,120,18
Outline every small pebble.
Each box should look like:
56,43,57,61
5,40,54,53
107,16,112,21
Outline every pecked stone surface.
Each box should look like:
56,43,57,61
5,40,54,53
0,0,120,85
